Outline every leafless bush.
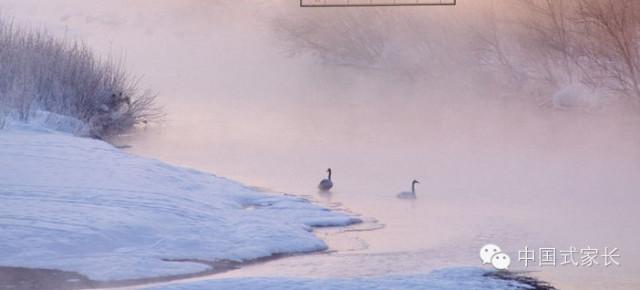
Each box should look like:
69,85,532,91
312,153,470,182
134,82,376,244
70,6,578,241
269,5,467,79
471,1,526,92
519,0,579,84
477,0,640,106
576,0,640,101
0,17,162,137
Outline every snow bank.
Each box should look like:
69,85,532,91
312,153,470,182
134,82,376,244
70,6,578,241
0,120,360,281
1,110,89,135
552,82,602,111
145,267,532,290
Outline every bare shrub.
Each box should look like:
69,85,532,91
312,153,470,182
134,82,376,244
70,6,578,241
477,0,640,107
576,0,640,101
269,5,467,79
0,17,162,137
519,0,579,85
471,1,526,93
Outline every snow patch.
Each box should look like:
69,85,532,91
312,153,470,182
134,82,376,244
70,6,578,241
0,123,359,281
552,82,602,111
0,109,88,135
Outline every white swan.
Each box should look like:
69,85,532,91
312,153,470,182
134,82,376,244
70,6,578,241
318,168,333,191
397,180,419,199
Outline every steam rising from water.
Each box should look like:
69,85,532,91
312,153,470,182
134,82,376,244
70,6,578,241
3,1,640,289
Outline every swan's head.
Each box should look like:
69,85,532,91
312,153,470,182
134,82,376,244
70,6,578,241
327,168,332,173
412,180,420,185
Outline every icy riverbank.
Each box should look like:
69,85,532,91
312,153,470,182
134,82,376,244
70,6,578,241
0,114,360,281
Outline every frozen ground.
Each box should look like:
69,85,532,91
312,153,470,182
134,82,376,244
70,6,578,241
0,112,359,281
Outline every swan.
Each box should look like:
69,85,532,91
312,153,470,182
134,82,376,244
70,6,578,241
397,180,419,199
318,168,333,191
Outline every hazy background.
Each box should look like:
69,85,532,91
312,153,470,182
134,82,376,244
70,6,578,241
2,0,639,288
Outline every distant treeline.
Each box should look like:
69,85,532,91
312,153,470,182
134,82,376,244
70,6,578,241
271,0,640,108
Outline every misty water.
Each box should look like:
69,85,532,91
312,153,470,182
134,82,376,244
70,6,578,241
5,1,640,289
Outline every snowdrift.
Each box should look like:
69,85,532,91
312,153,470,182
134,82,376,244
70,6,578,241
0,116,359,281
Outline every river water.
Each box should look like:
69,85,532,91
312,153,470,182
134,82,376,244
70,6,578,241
115,74,640,289
5,1,640,289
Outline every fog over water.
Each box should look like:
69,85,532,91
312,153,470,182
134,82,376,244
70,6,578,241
3,1,640,289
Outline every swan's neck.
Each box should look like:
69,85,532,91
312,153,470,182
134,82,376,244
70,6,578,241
327,170,332,181
411,182,416,194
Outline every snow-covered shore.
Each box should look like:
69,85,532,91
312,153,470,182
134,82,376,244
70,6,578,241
0,114,543,289
0,113,360,281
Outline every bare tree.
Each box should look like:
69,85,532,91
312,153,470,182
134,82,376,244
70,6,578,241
577,0,640,101
518,0,579,85
269,4,467,79
471,0,523,86
476,0,640,107
271,7,390,67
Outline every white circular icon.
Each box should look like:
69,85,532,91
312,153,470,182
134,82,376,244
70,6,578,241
479,244,501,264
491,252,511,270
